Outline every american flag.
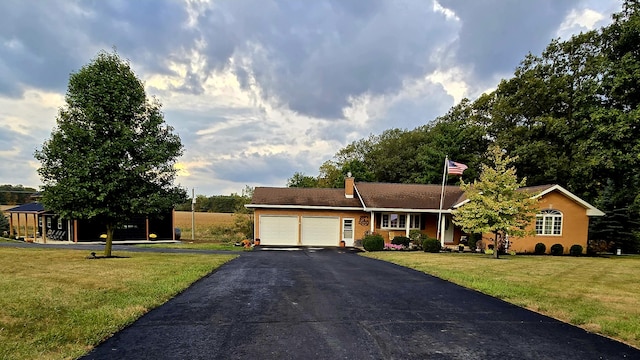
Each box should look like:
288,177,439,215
447,160,468,175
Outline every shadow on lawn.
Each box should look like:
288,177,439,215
86,252,130,259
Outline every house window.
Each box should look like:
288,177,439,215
409,215,421,229
536,210,562,235
382,214,420,229
57,218,63,230
46,218,51,229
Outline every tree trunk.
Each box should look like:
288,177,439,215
494,232,500,259
104,224,114,257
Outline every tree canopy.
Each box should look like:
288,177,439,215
35,50,186,256
285,2,640,252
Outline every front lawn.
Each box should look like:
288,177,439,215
0,247,236,360
136,241,250,251
362,252,640,349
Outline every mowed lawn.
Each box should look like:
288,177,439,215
0,247,237,360
174,211,248,242
363,252,640,349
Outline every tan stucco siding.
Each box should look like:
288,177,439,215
253,208,370,245
508,191,591,254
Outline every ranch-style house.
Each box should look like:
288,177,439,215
246,177,605,254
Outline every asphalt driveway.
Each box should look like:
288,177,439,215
82,247,639,359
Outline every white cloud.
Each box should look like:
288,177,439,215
556,8,604,38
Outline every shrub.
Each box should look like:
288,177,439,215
467,234,480,252
409,229,422,242
569,244,583,256
408,230,423,250
534,242,546,255
391,236,410,247
422,238,441,253
363,233,385,251
550,243,564,256
485,249,494,255
588,239,613,255
0,213,9,236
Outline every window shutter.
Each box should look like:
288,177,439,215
375,213,381,229
421,214,427,230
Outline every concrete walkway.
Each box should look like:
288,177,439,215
79,247,639,360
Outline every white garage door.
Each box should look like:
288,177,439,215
259,215,299,245
301,216,340,246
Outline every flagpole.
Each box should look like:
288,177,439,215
437,156,448,247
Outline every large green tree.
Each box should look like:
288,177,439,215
453,146,538,259
35,51,186,256
287,172,319,188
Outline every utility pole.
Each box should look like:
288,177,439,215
191,188,195,240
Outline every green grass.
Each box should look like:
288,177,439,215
0,247,237,360
136,241,250,251
362,251,640,349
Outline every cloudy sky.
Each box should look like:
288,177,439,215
0,0,621,196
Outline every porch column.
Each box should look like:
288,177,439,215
405,214,410,237
9,213,14,237
34,213,39,243
17,213,21,239
43,216,47,243
369,211,375,234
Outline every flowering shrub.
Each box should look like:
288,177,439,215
384,243,404,251
391,236,410,247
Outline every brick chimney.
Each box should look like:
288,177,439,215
345,173,354,198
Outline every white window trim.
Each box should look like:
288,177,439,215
381,213,421,230
536,209,562,236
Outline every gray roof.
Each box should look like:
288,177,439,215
249,187,362,208
355,183,463,210
6,202,46,213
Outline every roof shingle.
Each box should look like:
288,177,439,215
250,187,362,208
355,183,464,210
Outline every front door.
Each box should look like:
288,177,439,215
443,216,454,243
342,218,354,246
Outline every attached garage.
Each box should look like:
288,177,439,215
301,216,340,246
247,183,367,248
259,215,299,246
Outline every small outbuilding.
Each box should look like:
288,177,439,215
6,203,176,242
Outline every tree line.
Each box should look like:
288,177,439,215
0,185,38,205
175,186,254,213
287,1,640,253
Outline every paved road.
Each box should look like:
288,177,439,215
80,247,638,359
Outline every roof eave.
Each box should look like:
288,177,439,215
364,207,452,214
245,204,365,211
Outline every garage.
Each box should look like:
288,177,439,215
259,215,299,246
301,216,340,246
